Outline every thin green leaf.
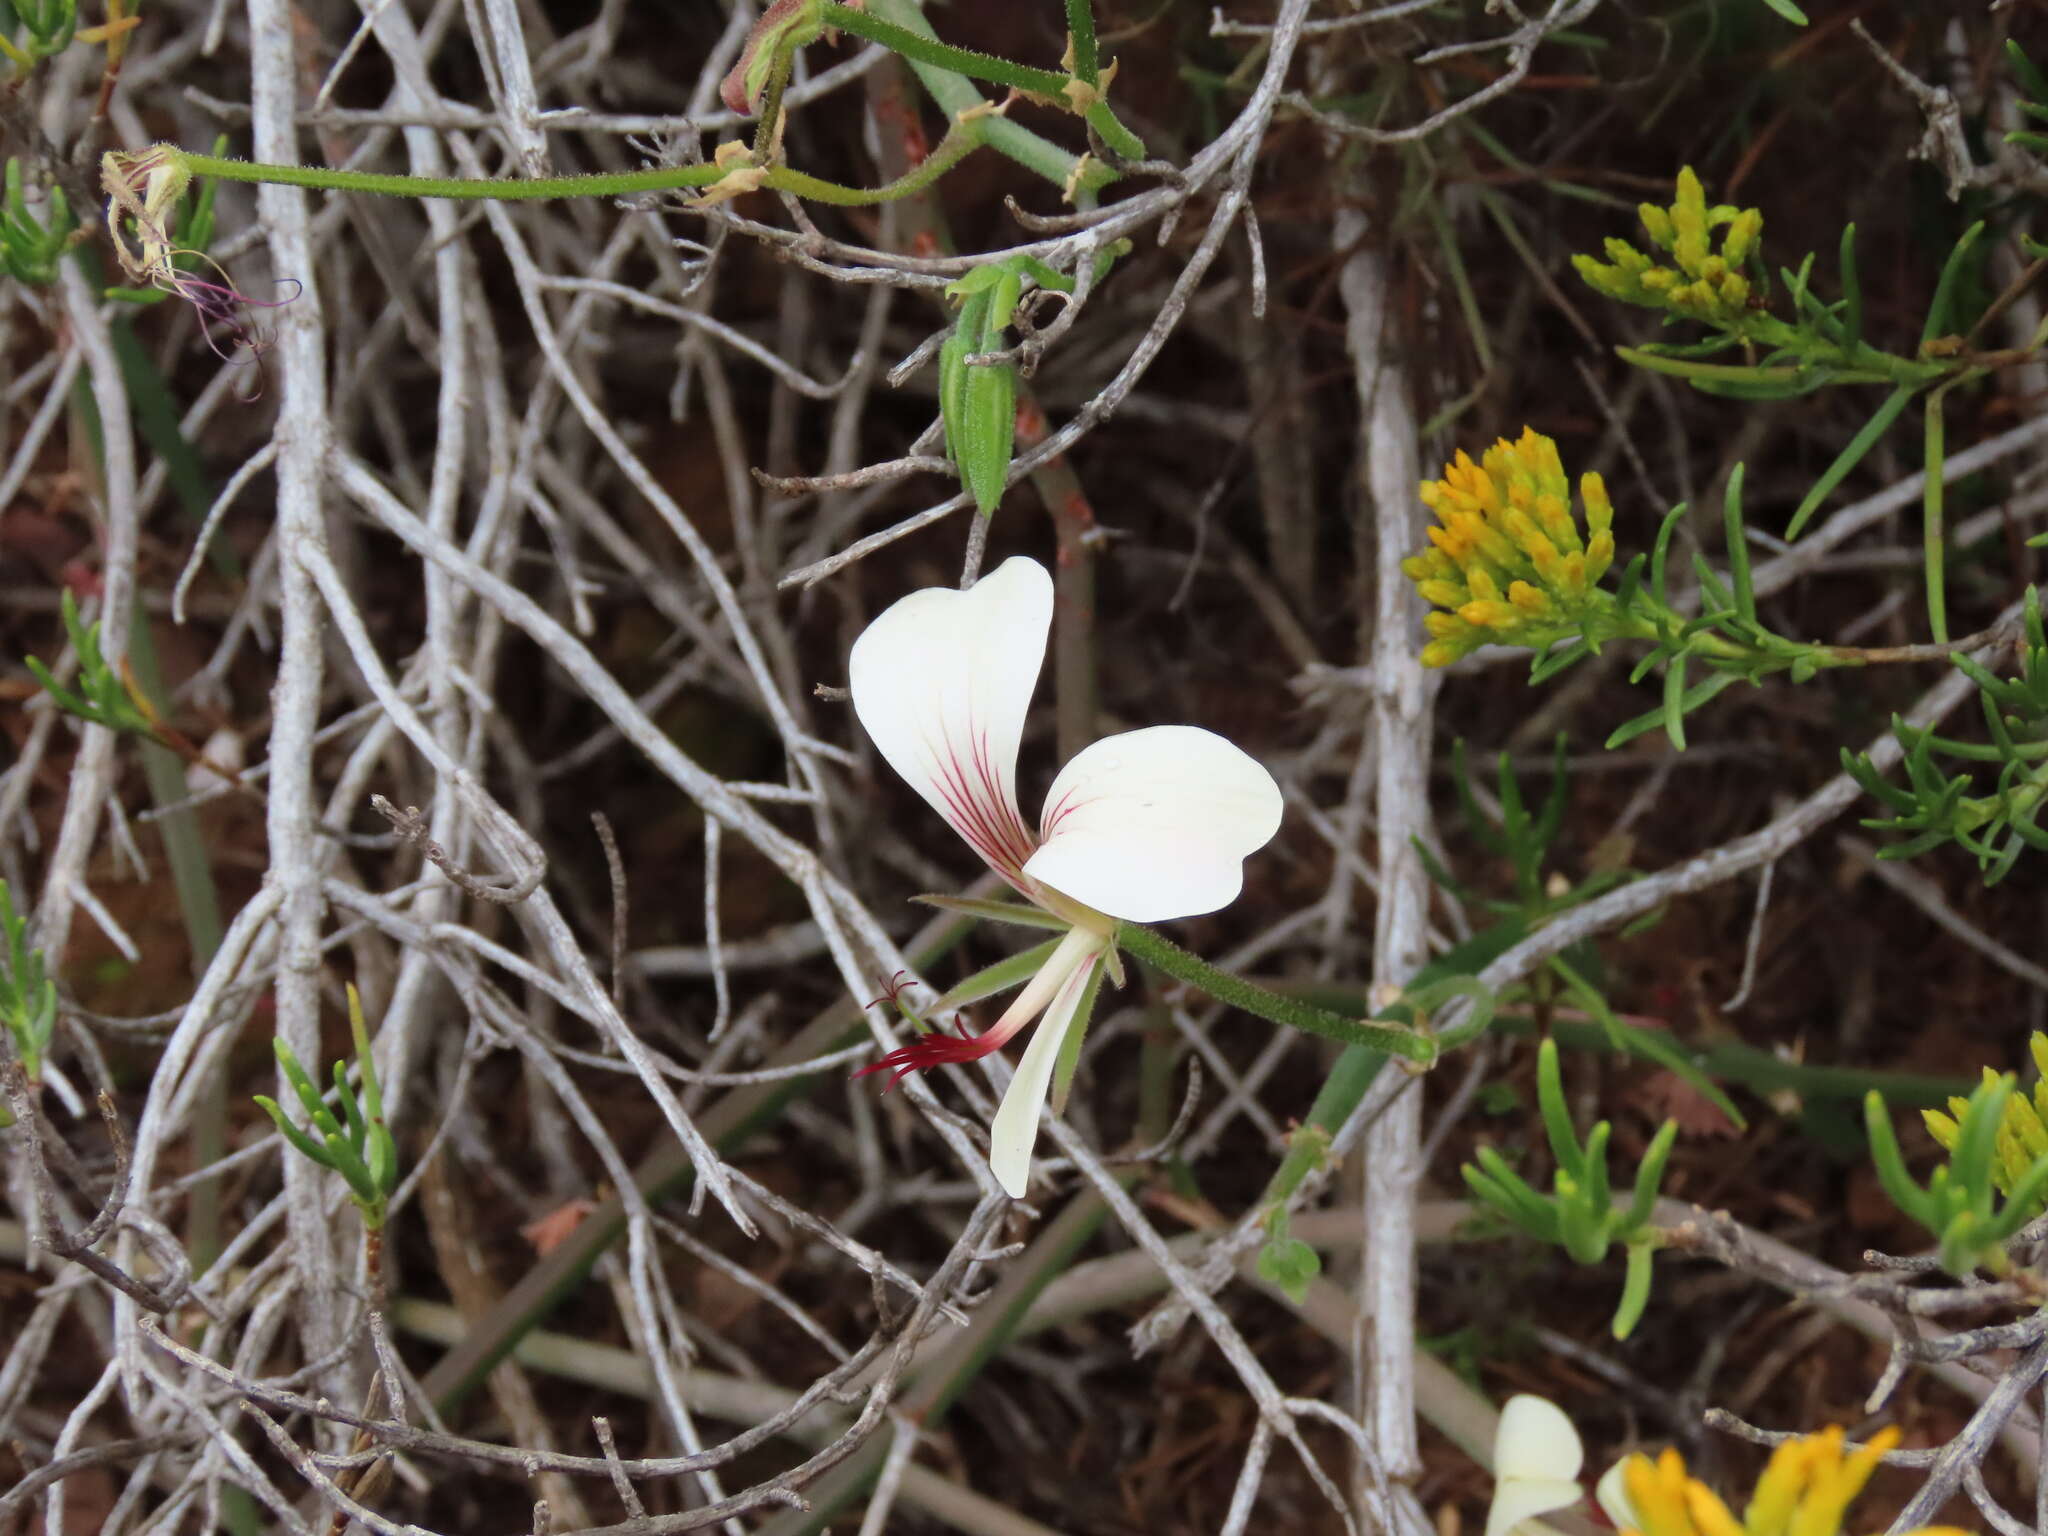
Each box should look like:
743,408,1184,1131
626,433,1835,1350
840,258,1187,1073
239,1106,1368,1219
1612,1241,1656,1339
1924,389,1950,643
1839,224,1862,349
1535,1039,1586,1181
930,936,1065,1013
1728,462,1761,626
1623,1119,1679,1232
1786,385,1917,540
1049,956,1107,1115
1923,223,1985,346
912,894,1071,931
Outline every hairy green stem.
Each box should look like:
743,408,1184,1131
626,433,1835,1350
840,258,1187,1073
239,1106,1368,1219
766,121,983,205
177,149,727,200
1116,923,1437,1064
862,0,1111,194
1064,0,1099,84
174,134,984,208
822,2,1071,99
749,40,796,163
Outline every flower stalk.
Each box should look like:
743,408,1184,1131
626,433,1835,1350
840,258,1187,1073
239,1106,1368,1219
1115,922,1436,1065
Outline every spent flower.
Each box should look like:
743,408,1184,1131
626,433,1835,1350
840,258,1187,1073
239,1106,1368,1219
848,556,1282,1196
1573,166,1764,328
101,144,296,375
1403,427,1618,666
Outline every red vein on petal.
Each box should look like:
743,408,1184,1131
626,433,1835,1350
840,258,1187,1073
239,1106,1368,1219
919,717,1038,886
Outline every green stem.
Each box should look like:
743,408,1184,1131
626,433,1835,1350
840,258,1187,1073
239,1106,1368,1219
1064,0,1099,84
176,121,985,210
1925,384,1952,643
1274,983,1977,1108
1115,923,1437,1064
1615,344,1944,391
177,149,728,200
765,120,983,205
862,0,1110,195
749,39,796,163
1085,100,1147,163
822,2,1072,100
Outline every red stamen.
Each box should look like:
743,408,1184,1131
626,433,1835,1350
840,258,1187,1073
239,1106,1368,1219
866,970,912,1010
855,1027,1005,1091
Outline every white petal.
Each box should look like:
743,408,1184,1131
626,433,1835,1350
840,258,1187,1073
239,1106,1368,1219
1484,1396,1585,1536
1595,1458,1639,1533
1024,726,1282,923
849,557,1050,883
1494,1395,1583,1481
987,941,1103,1198
1484,1480,1584,1536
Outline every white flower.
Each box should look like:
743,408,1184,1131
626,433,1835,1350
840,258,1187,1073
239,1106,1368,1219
849,556,1282,1197
1485,1394,1586,1536
1594,1457,1639,1533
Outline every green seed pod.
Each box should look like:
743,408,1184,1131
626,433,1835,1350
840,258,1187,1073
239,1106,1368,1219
941,266,1021,516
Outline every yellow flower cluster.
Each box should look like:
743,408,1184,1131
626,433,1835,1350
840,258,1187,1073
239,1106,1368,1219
1614,1428,1964,1536
1925,1033,2048,1199
1574,167,1763,326
1402,427,1616,667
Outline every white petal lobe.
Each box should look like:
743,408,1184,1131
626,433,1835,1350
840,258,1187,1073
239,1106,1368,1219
1024,726,1283,922
1595,1459,1639,1534
849,557,1050,882
1495,1394,1583,1481
987,946,1102,1197
1484,1395,1585,1536
1484,1480,1584,1536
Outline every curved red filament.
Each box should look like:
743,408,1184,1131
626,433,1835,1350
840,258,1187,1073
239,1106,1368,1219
855,1028,1006,1091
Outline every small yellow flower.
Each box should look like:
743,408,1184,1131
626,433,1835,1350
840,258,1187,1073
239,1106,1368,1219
1603,1429,1968,1536
1573,167,1762,328
1924,1032,2048,1199
1403,427,1617,666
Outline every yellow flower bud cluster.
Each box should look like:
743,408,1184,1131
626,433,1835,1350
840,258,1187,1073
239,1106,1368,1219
1924,1033,2048,1200
1573,167,1763,327
1613,1429,1966,1536
1401,427,1616,667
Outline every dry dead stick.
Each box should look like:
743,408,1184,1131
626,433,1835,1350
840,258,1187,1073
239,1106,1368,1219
418,1155,596,1531
416,904,975,1412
